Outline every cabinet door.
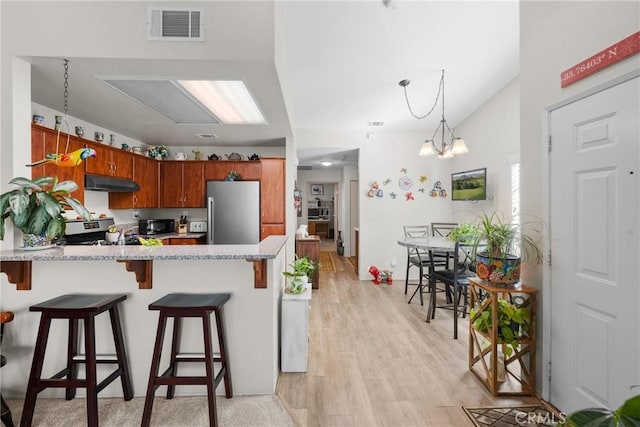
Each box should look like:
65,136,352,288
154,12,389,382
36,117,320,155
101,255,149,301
134,156,159,208
261,224,285,240
160,162,185,208
109,155,159,209
110,148,133,179
85,142,112,176
166,237,204,245
182,162,205,207
260,158,285,224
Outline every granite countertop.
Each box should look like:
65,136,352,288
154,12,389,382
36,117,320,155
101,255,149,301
0,235,287,262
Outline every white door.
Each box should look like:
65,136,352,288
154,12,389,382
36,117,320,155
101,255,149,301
549,76,639,413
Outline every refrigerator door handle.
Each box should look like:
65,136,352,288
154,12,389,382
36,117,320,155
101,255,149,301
207,196,214,244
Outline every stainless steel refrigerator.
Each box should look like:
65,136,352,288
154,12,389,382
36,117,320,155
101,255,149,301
206,181,260,244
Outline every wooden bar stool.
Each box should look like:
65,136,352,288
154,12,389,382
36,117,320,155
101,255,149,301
21,294,133,427
142,293,232,427
1,311,15,427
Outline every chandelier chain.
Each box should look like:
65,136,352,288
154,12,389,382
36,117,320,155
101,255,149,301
402,71,444,120
63,59,69,116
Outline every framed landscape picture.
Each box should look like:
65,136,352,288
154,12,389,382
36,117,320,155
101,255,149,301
310,184,324,195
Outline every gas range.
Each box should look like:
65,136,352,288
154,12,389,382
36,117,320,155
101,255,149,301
61,218,140,246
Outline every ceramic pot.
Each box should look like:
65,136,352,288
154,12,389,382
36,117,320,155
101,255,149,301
105,232,120,244
475,252,521,286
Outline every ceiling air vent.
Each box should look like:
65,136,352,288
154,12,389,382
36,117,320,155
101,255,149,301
195,133,218,139
147,8,204,41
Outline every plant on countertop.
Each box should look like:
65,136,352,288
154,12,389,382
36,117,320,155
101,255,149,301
561,392,640,426
470,297,531,357
283,256,318,294
0,176,90,242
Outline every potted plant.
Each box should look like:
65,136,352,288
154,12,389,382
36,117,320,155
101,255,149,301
470,297,531,358
0,176,90,247
449,212,543,286
561,393,640,426
283,256,318,294
105,224,120,244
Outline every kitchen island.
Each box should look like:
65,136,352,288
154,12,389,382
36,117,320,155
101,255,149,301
0,236,287,398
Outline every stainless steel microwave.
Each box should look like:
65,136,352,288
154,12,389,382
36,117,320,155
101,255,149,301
138,219,175,235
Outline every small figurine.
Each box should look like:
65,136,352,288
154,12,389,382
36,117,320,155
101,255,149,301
208,153,220,161
192,150,202,160
248,153,260,161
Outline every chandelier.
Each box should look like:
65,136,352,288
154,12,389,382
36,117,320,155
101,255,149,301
399,69,469,158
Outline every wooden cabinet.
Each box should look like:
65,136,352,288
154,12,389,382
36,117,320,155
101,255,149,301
31,125,86,204
260,158,285,239
296,236,320,289
160,161,205,208
468,278,537,396
204,161,261,181
108,155,159,209
165,236,205,245
308,221,330,239
85,141,133,180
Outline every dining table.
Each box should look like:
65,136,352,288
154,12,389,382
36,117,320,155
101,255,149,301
397,235,457,322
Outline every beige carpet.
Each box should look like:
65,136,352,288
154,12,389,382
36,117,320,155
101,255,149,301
7,395,294,427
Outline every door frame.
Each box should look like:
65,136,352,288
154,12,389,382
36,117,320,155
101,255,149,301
541,69,640,401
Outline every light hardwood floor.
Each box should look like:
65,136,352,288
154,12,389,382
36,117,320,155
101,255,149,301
276,244,539,426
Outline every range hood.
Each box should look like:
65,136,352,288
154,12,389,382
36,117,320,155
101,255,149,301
85,175,140,192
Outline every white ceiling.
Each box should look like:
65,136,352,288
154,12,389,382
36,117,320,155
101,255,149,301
27,1,519,169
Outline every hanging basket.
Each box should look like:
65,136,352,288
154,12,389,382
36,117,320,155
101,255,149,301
476,252,521,286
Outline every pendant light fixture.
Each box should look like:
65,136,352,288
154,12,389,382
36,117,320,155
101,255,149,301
399,69,469,158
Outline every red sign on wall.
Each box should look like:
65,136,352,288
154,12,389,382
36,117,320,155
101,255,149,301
561,31,640,88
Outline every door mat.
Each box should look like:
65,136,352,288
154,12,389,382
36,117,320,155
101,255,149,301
319,251,335,272
463,402,563,427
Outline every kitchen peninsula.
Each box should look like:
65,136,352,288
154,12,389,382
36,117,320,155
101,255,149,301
0,236,287,397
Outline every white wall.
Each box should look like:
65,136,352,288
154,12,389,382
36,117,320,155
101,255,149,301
520,0,640,395
451,77,520,224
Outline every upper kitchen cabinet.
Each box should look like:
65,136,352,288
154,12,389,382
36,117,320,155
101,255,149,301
260,158,285,238
160,161,205,208
85,141,133,180
204,161,261,181
31,124,86,204
108,155,159,209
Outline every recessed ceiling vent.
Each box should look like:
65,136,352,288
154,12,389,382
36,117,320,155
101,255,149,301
195,133,218,139
147,8,204,41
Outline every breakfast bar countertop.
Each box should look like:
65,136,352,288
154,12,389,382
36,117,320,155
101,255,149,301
0,235,287,262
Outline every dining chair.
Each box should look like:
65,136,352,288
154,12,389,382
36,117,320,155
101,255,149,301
431,222,458,238
403,225,431,305
426,241,474,339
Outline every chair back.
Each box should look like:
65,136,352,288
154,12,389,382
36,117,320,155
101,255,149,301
403,225,430,259
431,222,458,238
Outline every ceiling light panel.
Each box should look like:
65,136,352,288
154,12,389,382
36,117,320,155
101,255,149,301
101,78,220,124
177,80,267,125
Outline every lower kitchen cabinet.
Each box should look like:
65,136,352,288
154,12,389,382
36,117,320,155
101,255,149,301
165,236,206,245
281,286,311,372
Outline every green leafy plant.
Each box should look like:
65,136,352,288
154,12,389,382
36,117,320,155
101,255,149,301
470,298,531,357
0,176,90,241
283,256,318,294
450,212,543,262
283,256,318,279
561,393,640,426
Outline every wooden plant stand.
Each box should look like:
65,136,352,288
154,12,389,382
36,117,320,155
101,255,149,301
468,278,538,396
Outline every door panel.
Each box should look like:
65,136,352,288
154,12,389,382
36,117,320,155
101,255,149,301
550,76,639,413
